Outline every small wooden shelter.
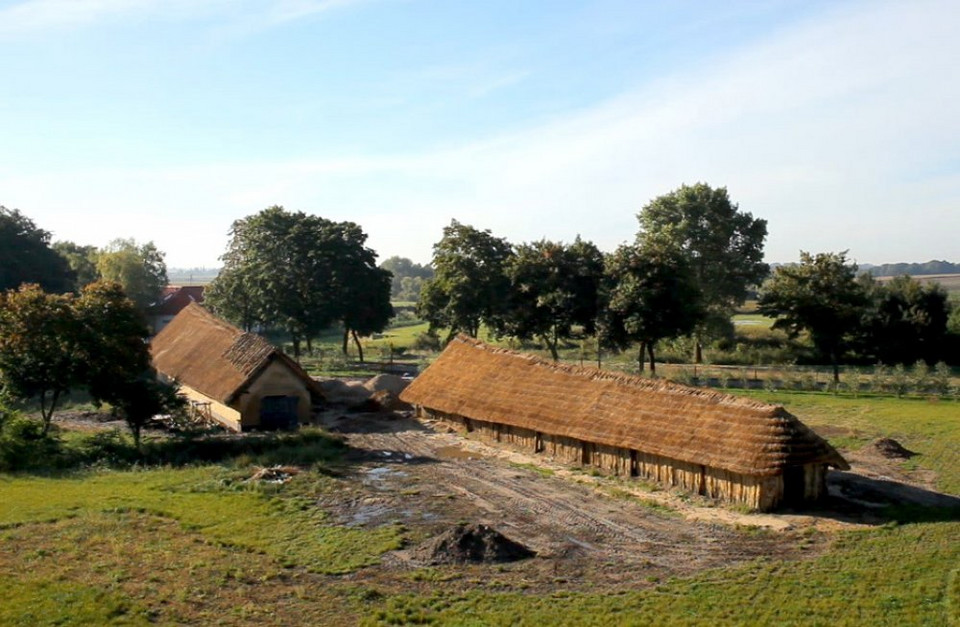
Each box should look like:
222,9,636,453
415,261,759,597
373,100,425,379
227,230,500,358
400,336,848,511
151,302,321,431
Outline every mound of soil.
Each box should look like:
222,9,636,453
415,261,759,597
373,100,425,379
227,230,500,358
872,438,917,459
370,389,410,412
363,374,410,396
316,378,371,405
412,523,535,565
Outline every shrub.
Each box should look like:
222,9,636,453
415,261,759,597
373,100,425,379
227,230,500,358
412,330,441,352
931,362,953,398
0,414,63,471
911,361,931,395
871,364,889,395
890,364,910,398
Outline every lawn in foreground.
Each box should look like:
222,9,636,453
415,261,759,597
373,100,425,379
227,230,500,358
1,391,957,625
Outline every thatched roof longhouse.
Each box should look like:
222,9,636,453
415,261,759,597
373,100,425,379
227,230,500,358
400,336,848,477
151,302,319,405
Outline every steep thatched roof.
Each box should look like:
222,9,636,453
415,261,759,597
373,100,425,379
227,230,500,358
151,302,319,404
401,336,848,476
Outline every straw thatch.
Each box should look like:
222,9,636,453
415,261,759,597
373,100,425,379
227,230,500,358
151,302,319,405
400,336,848,479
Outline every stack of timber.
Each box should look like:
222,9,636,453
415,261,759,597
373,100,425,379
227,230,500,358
400,335,848,511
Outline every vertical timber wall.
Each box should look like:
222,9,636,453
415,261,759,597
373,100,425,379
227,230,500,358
418,407,828,511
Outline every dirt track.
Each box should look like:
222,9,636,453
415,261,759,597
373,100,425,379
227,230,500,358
318,411,820,588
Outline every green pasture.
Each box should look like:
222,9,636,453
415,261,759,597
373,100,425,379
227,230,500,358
1,394,956,625
733,390,960,495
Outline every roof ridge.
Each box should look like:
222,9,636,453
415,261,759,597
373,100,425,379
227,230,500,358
451,334,782,414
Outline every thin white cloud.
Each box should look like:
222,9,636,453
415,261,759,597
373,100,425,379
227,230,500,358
4,0,958,267
0,0,374,36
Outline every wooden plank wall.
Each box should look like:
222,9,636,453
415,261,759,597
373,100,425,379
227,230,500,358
418,407,827,511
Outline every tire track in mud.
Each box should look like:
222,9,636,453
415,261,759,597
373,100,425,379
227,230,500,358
344,420,781,573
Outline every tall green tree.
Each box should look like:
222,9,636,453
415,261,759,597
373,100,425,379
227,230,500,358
74,281,153,404
0,281,170,439
380,256,434,300
418,220,514,342
758,251,869,382
110,374,184,450
0,284,81,433
206,206,392,359
636,184,768,362
96,239,168,311
327,222,394,360
860,275,950,365
0,206,74,294
53,241,100,290
504,237,604,361
600,241,704,375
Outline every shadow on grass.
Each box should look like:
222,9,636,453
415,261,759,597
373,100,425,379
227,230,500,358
782,471,960,525
1,422,350,475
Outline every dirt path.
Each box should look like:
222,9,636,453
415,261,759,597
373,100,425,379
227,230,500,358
319,411,820,588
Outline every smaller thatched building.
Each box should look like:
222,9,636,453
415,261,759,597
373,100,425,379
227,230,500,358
400,336,848,511
151,303,321,431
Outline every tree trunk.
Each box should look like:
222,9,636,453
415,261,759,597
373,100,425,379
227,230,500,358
543,334,559,361
132,424,141,451
637,342,646,372
831,350,840,384
306,337,313,356
694,335,703,364
40,389,59,435
352,330,364,363
342,328,350,355
648,343,657,376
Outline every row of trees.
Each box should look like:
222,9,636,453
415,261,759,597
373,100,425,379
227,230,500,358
0,283,182,446
1,206,169,312
759,251,954,381
418,184,956,374
204,206,393,361
419,184,769,371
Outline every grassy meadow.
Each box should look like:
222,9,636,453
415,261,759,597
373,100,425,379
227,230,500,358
1,392,958,625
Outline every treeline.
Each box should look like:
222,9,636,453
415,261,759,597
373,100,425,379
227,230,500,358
1,205,169,311
414,184,959,375
379,256,434,302
865,260,960,276
0,206,183,445
417,183,769,371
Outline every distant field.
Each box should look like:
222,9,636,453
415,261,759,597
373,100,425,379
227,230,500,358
876,273,960,295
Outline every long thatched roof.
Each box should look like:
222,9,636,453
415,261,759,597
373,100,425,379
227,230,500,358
151,302,318,404
400,336,848,477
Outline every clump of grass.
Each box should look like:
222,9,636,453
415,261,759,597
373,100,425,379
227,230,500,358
509,462,555,477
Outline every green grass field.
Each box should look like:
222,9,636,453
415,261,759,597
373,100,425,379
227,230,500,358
1,393,956,625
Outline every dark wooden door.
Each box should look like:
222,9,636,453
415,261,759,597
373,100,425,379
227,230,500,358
260,395,299,430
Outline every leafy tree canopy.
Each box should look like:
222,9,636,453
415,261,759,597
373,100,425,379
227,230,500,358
860,275,950,365
504,237,604,360
0,206,74,294
758,251,869,382
0,281,160,438
600,239,704,374
96,238,168,311
636,183,768,361
380,256,434,300
206,206,392,358
417,220,513,341
0,284,80,432
53,241,100,290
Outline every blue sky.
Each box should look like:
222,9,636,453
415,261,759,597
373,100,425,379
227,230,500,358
1,0,957,269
